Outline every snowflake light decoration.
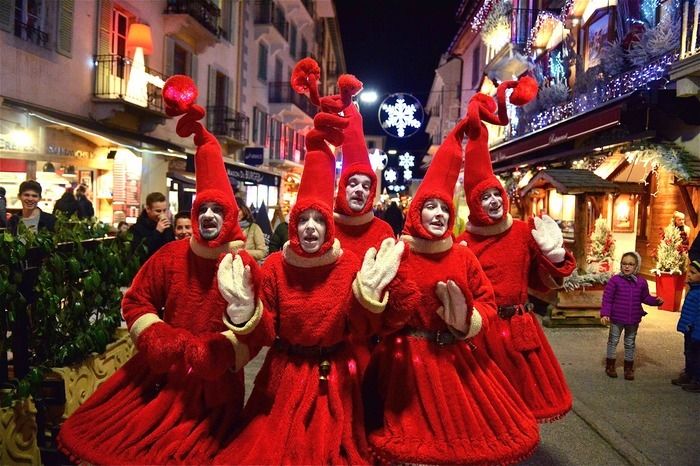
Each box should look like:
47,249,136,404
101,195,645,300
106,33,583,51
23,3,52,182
369,148,388,171
379,93,424,138
398,152,415,169
384,168,398,183
403,169,413,180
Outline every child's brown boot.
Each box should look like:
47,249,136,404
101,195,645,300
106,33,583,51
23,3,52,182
605,358,617,378
624,360,635,380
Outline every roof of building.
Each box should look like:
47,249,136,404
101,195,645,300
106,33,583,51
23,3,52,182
520,169,619,196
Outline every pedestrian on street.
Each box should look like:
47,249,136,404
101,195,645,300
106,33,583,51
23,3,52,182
236,197,268,261
0,186,8,228
672,259,700,392
75,184,95,219
130,191,174,262
8,180,56,234
172,211,193,240
601,251,663,380
53,187,79,218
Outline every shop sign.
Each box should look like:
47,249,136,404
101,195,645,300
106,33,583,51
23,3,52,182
226,164,280,187
244,147,264,166
46,145,95,159
0,134,37,153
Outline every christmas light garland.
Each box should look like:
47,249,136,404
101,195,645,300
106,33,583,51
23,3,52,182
518,53,677,136
525,11,562,55
471,0,496,32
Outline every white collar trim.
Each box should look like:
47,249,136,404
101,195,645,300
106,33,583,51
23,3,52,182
466,214,513,236
189,238,244,259
283,238,343,268
333,210,374,226
400,235,453,254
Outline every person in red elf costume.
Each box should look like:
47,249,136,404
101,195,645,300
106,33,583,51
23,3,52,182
457,78,576,422
361,111,540,465
214,59,404,465
335,101,394,254
57,76,262,465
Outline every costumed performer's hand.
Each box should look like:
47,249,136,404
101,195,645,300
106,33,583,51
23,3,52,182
531,214,566,263
185,332,236,381
136,322,193,374
435,280,473,335
356,237,405,303
218,253,256,325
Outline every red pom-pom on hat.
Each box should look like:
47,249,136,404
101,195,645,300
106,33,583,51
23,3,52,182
163,75,198,117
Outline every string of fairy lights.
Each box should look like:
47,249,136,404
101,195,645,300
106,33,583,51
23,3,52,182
520,53,677,135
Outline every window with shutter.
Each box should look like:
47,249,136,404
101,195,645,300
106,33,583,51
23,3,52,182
56,0,74,57
300,37,307,59
12,0,49,47
0,0,16,33
258,42,268,82
289,24,297,58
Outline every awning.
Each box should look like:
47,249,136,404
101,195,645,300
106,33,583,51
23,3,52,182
491,104,623,164
184,157,282,187
3,97,187,158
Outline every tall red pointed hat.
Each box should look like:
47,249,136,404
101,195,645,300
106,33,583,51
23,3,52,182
289,58,361,256
464,76,537,227
162,75,244,247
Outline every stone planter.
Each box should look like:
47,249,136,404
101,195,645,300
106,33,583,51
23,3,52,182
0,329,134,464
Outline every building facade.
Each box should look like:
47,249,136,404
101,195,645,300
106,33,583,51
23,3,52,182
0,0,345,225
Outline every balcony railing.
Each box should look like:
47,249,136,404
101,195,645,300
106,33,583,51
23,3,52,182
13,20,49,48
681,0,700,58
254,0,287,38
207,106,249,143
268,82,317,117
505,53,678,142
165,0,221,37
301,0,315,17
93,55,165,113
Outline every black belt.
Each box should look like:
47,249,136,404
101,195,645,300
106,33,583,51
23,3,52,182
498,302,534,319
274,338,345,358
401,327,467,347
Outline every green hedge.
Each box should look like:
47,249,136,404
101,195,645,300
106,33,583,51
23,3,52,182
0,215,142,406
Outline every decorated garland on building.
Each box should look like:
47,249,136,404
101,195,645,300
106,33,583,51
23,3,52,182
623,142,696,181
480,0,512,50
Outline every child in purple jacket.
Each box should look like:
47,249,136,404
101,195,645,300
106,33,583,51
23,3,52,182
601,251,663,380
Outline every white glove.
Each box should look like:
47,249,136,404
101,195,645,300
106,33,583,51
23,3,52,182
217,253,255,325
356,237,405,302
531,214,566,264
435,280,469,334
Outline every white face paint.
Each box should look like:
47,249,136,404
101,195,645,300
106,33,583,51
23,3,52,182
420,198,450,237
297,209,327,254
345,174,372,212
198,202,224,240
480,187,504,220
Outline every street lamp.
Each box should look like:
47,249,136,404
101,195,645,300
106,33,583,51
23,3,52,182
359,90,378,104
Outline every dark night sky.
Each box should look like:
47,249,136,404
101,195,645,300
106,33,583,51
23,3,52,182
335,0,461,154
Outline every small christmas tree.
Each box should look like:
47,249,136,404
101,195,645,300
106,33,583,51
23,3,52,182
587,216,615,273
652,222,687,275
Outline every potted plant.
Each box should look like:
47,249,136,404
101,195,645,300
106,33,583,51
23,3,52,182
651,221,688,311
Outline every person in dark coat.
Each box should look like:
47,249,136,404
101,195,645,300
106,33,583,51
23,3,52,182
130,192,174,262
0,186,7,228
53,188,79,218
8,180,56,234
673,259,700,392
75,184,95,219
383,201,404,237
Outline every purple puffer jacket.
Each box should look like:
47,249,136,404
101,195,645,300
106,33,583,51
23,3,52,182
600,274,660,325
